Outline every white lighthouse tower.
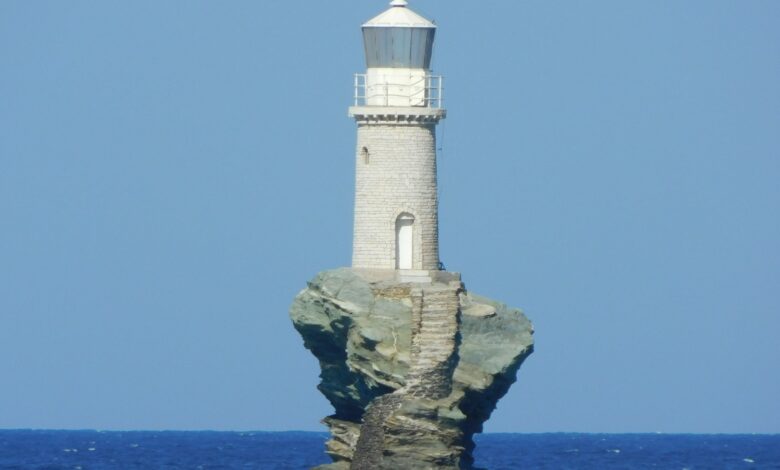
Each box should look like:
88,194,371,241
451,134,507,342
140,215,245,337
350,0,446,277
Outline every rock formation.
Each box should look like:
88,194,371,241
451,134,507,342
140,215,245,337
290,268,534,469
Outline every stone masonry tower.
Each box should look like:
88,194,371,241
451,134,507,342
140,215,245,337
350,0,445,276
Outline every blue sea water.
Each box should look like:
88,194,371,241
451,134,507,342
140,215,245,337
0,431,778,469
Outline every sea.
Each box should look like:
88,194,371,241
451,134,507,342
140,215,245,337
1,431,778,469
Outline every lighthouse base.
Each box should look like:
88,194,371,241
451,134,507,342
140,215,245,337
351,268,461,285
290,268,534,469
397,269,432,283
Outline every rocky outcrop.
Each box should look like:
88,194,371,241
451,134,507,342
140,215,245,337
290,269,534,469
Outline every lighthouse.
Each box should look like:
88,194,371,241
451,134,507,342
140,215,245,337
350,0,445,276
292,3,535,464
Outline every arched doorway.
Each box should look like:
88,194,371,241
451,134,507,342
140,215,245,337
395,213,415,270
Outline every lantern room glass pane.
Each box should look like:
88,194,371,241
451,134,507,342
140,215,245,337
363,27,435,69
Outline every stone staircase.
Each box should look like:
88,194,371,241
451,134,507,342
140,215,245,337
351,280,462,469
350,394,404,470
403,284,461,399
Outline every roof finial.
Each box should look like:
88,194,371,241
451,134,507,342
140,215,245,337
390,0,408,7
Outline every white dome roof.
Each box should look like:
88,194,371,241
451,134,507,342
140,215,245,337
363,1,436,29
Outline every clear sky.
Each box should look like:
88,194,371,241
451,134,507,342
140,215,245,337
1,0,778,434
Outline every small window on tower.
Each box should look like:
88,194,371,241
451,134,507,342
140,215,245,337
361,147,370,165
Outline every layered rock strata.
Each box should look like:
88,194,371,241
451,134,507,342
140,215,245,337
290,269,534,469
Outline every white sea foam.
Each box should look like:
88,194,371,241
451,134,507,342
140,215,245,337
744,458,755,463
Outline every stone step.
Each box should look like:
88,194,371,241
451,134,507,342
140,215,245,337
423,307,457,313
419,319,457,326
415,343,454,349
418,322,456,328
415,339,454,346
415,339,453,346
421,301,457,308
415,355,453,363
423,300,459,306
420,317,457,322
421,296,458,303
415,346,454,353
422,300,457,307
413,353,452,360
398,270,433,284
417,330,457,337
415,340,454,347
412,352,450,359
415,334,454,340
414,336,453,342
419,325,456,331
413,346,452,352
418,325,457,331
409,363,449,371
419,321,456,328
414,360,451,367
415,350,453,357
416,343,454,348
413,360,450,368
412,354,450,362
425,293,457,298
419,324,456,329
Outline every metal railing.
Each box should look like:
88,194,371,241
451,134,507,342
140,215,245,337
354,73,444,108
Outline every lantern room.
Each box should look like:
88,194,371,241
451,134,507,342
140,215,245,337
362,0,436,70
356,0,442,108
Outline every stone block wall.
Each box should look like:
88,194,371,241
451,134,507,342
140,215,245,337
352,123,439,270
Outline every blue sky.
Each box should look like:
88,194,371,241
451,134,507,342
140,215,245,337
1,0,778,433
